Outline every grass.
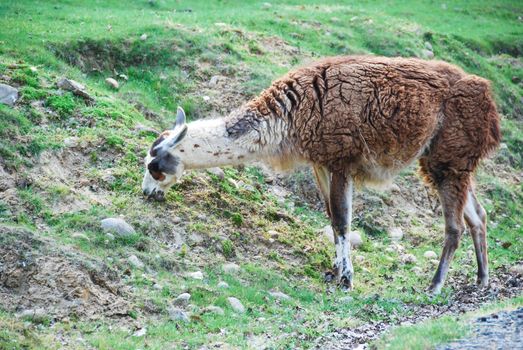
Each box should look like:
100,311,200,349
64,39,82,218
0,0,522,349
373,295,523,350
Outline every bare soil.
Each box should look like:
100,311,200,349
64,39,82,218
0,225,130,321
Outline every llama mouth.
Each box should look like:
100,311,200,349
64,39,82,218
144,189,165,202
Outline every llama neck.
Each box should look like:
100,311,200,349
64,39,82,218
172,117,277,170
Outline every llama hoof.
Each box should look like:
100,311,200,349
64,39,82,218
427,283,442,296
477,276,489,289
338,275,353,291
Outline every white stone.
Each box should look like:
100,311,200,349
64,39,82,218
389,227,404,241
227,297,245,313
187,271,203,280
401,253,417,264
424,41,433,51
204,305,224,315
202,95,210,101
222,263,240,274
349,231,363,248
269,291,291,300
354,255,365,263
509,264,523,275
423,250,438,259
101,218,135,237
262,2,272,9
140,33,148,41
105,232,115,241
0,83,18,106
168,307,189,322
105,77,119,89
133,328,147,337
64,137,79,148
207,167,225,179
421,49,434,59
128,255,144,269
71,232,90,241
173,293,191,306
217,281,229,289
430,259,440,266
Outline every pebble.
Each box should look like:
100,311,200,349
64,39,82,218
105,77,119,89
389,227,404,241
412,266,423,274
349,231,363,248
401,253,417,264
421,49,434,59
153,283,162,290
202,95,210,101
209,75,221,85
509,264,523,275
105,232,115,241
128,255,145,269
173,293,191,306
262,2,272,9
354,255,365,263
140,33,148,40
223,262,240,274
187,271,203,280
340,296,354,303
227,297,245,313
267,230,280,238
430,259,440,266
168,306,189,322
0,83,18,106
269,291,291,300
71,232,90,241
101,218,136,237
132,328,147,337
63,137,79,148
217,281,229,289
424,250,438,259
208,167,225,179
203,305,225,315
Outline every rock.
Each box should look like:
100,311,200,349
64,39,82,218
208,167,225,179
323,225,335,243
16,308,46,322
424,41,433,51
203,305,225,315
187,271,203,280
173,293,191,306
71,232,90,241
209,75,221,85
389,183,401,193
222,263,240,274
56,78,92,101
128,255,144,269
105,232,115,241
134,123,159,135
269,291,291,300
133,328,147,337
0,83,18,106
118,73,128,81
202,95,210,102
401,253,417,264
105,77,119,89
101,218,136,237
430,259,440,266
424,250,438,259
339,296,353,303
421,49,434,59
267,230,280,238
349,231,363,248
262,2,272,9
227,297,245,313
168,306,189,322
217,281,229,289
64,137,79,148
412,266,423,274
509,264,523,275
354,255,365,263
29,66,38,73
140,33,148,41
153,283,162,290
389,227,404,241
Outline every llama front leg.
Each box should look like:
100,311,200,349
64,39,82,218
330,172,354,290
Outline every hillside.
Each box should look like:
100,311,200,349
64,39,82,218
0,1,522,349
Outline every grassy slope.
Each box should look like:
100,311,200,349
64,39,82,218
0,1,522,349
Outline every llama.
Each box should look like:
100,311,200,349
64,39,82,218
142,56,501,294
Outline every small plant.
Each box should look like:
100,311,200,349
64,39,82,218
231,213,243,227
222,239,235,258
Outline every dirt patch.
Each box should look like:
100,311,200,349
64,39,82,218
314,265,523,349
0,225,130,321
438,307,523,349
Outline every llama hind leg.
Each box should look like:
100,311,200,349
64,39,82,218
313,165,331,218
464,188,489,288
429,176,469,294
330,172,354,290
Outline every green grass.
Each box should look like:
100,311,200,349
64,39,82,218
0,0,522,349
373,295,523,350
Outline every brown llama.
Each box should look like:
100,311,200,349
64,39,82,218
142,55,501,294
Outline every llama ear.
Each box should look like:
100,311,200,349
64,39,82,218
162,124,188,150
173,106,186,129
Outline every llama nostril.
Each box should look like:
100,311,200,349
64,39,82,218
143,189,148,196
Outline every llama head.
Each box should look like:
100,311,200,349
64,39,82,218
142,107,188,201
